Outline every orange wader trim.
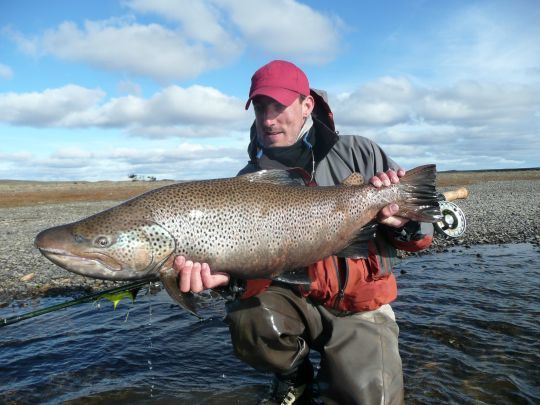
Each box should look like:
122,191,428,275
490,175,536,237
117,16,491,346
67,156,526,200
241,256,398,312
304,257,398,312
391,234,433,252
242,279,272,299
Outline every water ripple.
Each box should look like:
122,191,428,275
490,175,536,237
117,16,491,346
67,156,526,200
1,243,539,403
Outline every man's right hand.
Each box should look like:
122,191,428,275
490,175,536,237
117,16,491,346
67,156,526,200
173,256,230,293
370,169,410,228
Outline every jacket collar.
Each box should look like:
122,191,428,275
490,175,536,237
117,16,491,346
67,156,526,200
247,118,338,169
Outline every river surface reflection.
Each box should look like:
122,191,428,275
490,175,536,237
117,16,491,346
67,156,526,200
1,243,538,404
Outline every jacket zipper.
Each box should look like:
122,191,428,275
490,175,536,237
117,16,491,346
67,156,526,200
332,256,349,310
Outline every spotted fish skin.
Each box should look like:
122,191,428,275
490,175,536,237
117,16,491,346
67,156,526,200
35,165,441,282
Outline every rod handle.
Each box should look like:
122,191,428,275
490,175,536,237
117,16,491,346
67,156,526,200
443,187,469,201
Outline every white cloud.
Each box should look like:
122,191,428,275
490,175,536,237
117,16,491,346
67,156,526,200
333,77,417,126
338,101,409,126
1,73,538,174
0,143,246,181
126,125,243,139
215,0,343,63
0,151,33,161
8,17,242,81
126,0,231,44
333,77,540,129
374,123,462,145
6,0,342,82
0,84,251,134
117,80,142,96
419,81,540,127
332,76,540,170
0,63,13,79
128,0,343,63
51,147,95,160
141,85,246,125
0,85,106,126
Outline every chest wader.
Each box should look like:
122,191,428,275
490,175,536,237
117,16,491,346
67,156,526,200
225,284,404,404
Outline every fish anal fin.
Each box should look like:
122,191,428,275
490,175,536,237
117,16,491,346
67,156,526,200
335,222,378,258
272,268,311,288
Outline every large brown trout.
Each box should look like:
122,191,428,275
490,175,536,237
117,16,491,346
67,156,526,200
35,165,441,314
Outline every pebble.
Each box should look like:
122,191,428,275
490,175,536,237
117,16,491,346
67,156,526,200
20,273,35,282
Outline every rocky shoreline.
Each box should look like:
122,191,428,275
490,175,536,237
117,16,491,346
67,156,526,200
1,178,538,306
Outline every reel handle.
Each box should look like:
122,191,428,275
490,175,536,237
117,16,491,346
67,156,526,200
442,187,469,202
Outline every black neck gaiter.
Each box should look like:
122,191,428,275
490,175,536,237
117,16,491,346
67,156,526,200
261,128,316,171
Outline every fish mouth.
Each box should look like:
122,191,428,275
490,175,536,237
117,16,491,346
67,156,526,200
38,248,133,281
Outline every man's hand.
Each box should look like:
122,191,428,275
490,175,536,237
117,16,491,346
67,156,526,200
173,256,230,293
369,169,410,228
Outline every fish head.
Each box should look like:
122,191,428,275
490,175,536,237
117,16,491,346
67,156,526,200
35,211,176,281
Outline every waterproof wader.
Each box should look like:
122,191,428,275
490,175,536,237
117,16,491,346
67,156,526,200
226,285,404,405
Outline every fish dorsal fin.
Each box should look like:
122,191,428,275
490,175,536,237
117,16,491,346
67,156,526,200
342,172,364,186
286,167,317,186
240,170,305,186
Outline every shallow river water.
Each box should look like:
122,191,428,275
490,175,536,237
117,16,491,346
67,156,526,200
1,243,539,404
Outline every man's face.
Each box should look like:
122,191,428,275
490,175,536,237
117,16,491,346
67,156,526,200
253,95,314,148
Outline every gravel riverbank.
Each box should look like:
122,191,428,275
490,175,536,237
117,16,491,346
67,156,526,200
1,178,538,305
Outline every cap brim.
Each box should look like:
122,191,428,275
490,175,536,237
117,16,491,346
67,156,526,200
245,87,300,110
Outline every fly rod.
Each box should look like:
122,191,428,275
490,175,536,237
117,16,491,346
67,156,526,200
1,279,156,328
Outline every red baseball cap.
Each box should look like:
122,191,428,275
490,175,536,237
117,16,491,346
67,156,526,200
245,60,310,110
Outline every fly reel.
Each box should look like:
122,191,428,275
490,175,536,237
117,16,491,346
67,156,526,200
434,200,467,238
434,187,468,238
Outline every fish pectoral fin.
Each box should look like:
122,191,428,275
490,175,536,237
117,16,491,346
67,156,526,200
159,268,203,319
335,222,378,258
272,268,311,287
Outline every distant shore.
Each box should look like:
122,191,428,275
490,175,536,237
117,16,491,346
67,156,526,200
1,169,539,305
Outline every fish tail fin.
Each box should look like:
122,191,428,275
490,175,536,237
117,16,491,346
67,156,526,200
398,164,442,222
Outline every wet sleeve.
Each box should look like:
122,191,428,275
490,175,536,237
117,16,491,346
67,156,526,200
383,222,434,252
213,278,248,301
236,163,258,176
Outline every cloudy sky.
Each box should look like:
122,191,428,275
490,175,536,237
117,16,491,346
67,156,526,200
1,0,539,181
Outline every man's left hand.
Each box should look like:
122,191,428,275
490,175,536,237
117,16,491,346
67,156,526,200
369,169,410,228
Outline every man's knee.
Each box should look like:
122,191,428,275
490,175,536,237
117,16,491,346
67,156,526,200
225,289,313,373
316,305,404,404
226,297,291,348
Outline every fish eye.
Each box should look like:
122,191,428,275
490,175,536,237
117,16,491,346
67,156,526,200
95,236,110,248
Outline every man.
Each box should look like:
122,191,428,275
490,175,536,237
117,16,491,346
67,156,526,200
174,60,433,404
